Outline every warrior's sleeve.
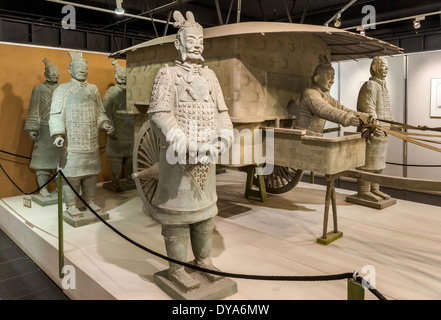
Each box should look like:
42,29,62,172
49,85,66,137
148,65,183,145
328,93,356,114
91,85,111,130
103,86,115,122
209,68,234,148
304,89,354,127
24,85,41,133
357,81,377,117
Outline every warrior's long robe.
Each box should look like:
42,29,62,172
49,79,110,177
148,61,233,225
24,81,61,170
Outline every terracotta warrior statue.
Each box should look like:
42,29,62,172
295,55,369,136
24,58,61,200
356,57,394,202
103,59,134,191
147,11,233,292
49,51,114,218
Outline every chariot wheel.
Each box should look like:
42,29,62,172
132,120,160,215
254,165,303,194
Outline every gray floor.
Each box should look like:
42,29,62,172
0,228,69,300
1,169,441,300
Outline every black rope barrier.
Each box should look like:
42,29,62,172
59,170,388,299
0,163,58,195
60,170,354,282
355,276,388,301
387,161,441,168
0,163,388,299
0,149,31,160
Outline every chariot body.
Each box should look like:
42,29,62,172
110,22,402,216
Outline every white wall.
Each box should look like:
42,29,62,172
407,51,441,180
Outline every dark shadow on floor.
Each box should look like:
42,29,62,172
0,228,69,300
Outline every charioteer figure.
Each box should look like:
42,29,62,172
295,55,369,136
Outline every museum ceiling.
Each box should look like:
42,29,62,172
1,0,440,52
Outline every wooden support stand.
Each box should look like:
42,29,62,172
244,165,267,203
317,174,343,245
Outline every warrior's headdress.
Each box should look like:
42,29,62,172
370,56,387,78
68,51,87,68
42,58,52,70
312,54,334,78
173,11,202,32
42,58,58,75
111,59,125,74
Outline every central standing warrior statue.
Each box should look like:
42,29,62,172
49,52,114,219
103,60,135,191
356,57,394,202
147,11,233,292
25,58,61,201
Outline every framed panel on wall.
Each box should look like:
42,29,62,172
430,78,441,118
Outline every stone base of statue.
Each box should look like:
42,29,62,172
154,265,237,300
346,194,397,210
63,208,110,228
103,179,136,192
31,192,58,206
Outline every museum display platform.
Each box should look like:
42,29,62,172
1,169,441,300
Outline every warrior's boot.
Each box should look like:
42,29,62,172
83,175,102,212
162,225,200,292
108,158,122,188
191,218,223,282
63,178,82,217
66,205,82,217
371,182,391,200
124,157,134,182
36,171,51,198
357,179,382,202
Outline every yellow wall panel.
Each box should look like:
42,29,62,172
0,42,126,198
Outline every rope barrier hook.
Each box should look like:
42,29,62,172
353,270,359,282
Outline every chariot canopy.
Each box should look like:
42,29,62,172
109,22,403,61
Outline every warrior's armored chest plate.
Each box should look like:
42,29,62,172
174,70,217,143
65,90,98,152
379,88,391,119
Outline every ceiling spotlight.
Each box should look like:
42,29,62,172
413,15,426,30
413,19,421,30
357,26,365,36
115,0,124,15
